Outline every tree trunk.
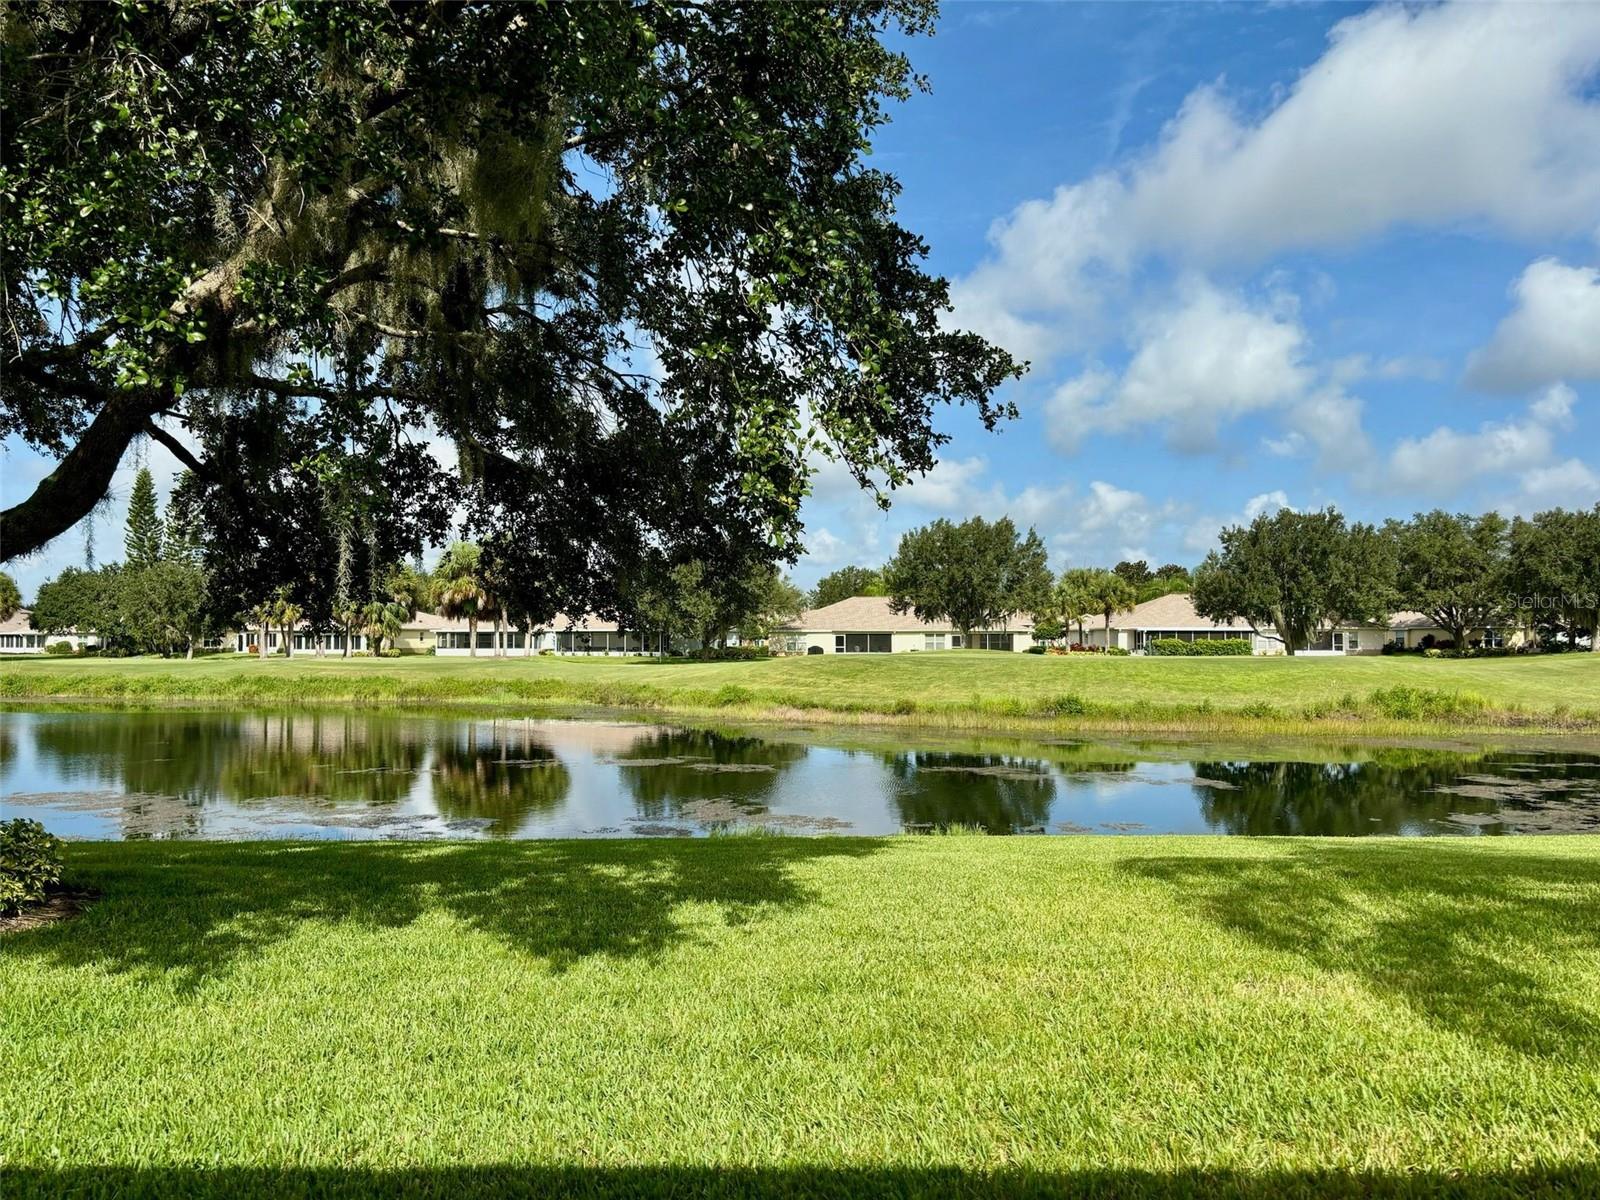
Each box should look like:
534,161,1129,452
495,613,504,658
259,624,269,660
283,624,293,658
469,615,478,657
186,641,194,660
343,622,351,658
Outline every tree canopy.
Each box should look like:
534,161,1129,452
1509,505,1600,651
809,565,886,609
0,571,18,622
1387,510,1511,648
1192,507,1395,655
883,516,1050,638
1,0,1021,627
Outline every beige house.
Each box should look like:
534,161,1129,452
776,595,1034,654
0,608,99,654
1073,593,1534,656
232,610,454,656
433,613,686,656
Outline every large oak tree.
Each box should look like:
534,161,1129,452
1,0,1020,623
1192,507,1395,655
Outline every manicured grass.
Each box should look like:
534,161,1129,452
4,837,1599,1198
4,649,1600,733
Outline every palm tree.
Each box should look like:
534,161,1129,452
1054,569,1097,646
333,598,362,658
247,600,274,660
434,542,488,657
1085,570,1137,651
361,599,406,655
269,588,302,659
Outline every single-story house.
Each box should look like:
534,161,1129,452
0,609,99,654
231,610,454,655
1071,593,1534,655
431,612,678,656
775,596,1034,654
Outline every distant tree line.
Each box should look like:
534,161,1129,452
804,504,1600,656
22,468,806,658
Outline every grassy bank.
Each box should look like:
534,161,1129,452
4,836,1598,1198
4,650,1599,735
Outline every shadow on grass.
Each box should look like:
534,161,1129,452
6,838,884,990
1124,843,1600,1057
3,1164,1594,1200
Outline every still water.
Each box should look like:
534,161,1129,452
2,709,1597,840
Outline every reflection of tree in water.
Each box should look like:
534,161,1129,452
618,730,805,821
1192,758,1492,835
885,752,1056,833
28,711,427,808
431,730,571,836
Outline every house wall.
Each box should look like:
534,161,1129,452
0,631,96,654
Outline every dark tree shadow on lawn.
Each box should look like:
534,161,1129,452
1124,843,1600,1058
5,837,885,990
3,1163,1595,1200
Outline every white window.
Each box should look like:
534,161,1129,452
1391,630,1406,648
1484,629,1505,649
1347,632,1359,651
951,634,964,648
834,634,845,653
924,634,945,651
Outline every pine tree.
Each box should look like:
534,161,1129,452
124,467,163,568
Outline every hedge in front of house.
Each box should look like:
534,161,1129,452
1147,637,1254,656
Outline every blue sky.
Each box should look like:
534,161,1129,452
793,0,1600,589
5,1,1600,602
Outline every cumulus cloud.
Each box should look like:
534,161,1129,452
1183,490,1292,556
1465,260,1600,392
1047,281,1311,452
1512,459,1600,510
952,2,1600,362
1378,385,1578,495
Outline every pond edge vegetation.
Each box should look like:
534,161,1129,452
4,665,1595,737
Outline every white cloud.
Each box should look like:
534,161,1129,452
1048,281,1312,452
951,2,1600,361
1466,260,1600,391
802,527,846,568
1378,389,1576,495
1183,490,1292,556
1513,459,1600,510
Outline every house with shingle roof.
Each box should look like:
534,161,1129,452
1073,593,1534,655
775,595,1035,654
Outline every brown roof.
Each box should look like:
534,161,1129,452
789,595,1034,633
0,608,34,634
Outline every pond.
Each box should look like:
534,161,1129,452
2,709,1598,840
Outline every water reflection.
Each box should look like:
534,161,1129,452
2,709,1597,841
432,731,571,835
883,752,1060,832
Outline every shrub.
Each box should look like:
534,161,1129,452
1106,646,1130,656
45,640,76,655
0,818,64,915
1025,645,1046,655
1039,693,1087,716
1147,637,1252,656
1367,686,1487,721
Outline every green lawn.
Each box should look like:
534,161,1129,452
4,650,1600,732
4,837,1598,1198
